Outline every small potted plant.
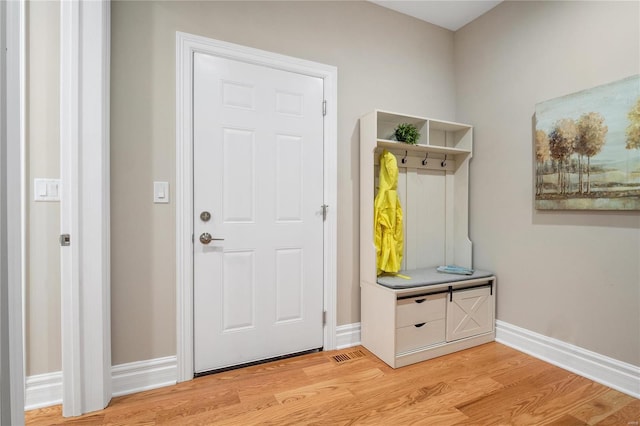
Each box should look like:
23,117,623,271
394,123,420,145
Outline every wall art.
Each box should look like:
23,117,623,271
535,75,640,210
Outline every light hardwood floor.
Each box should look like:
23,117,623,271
26,343,639,425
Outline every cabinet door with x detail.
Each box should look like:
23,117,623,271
446,285,494,342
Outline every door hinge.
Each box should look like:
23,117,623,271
59,234,70,246
321,204,329,221
323,310,327,325
322,100,327,116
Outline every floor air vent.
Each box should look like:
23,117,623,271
332,349,366,363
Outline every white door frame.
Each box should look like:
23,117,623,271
1,0,25,423
59,0,111,416
175,32,337,382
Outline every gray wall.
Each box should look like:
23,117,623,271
110,0,456,364
455,1,640,365
26,0,61,376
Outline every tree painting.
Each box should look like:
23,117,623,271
626,97,640,150
535,129,549,195
534,75,640,210
548,118,577,195
576,112,607,193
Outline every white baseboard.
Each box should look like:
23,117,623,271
111,355,177,397
25,355,177,410
24,371,63,411
336,322,361,349
496,320,640,399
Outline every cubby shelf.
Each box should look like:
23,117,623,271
360,109,474,288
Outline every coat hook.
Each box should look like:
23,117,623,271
402,151,408,164
441,155,447,167
422,152,429,166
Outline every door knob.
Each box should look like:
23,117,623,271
199,232,224,245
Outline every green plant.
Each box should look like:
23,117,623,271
394,123,420,145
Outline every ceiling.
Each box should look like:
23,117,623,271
369,1,503,31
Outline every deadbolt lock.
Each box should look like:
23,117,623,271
200,211,211,222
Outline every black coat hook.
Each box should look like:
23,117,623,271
441,155,447,167
402,151,408,164
422,152,429,166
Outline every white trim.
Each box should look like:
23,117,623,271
322,49,338,353
19,0,27,420
59,0,111,417
59,0,82,414
175,31,193,383
112,356,177,397
496,320,640,399
336,323,362,350
2,0,26,423
25,356,178,411
176,32,338,382
24,372,63,411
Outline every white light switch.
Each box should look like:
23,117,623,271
34,178,61,202
36,180,47,197
153,181,169,204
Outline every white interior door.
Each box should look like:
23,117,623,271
193,52,325,373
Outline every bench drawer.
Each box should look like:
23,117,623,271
396,293,446,328
396,319,446,353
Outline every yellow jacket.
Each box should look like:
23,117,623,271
374,150,403,275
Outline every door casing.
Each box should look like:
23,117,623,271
175,32,338,382
59,0,112,416
1,0,25,423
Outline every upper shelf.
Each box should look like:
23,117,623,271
374,109,473,153
377,110,471,132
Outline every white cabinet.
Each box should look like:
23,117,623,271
361,275,495,368
360,110,496,368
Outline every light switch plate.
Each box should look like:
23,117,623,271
153,181,169,203
34,178,61,202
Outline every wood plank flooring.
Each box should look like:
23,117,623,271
25,343,639,425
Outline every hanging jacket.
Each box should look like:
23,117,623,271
374,150,404,275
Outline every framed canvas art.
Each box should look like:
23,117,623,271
535,75,640,210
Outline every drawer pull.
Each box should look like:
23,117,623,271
414,322,426,328
414,299,426,304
